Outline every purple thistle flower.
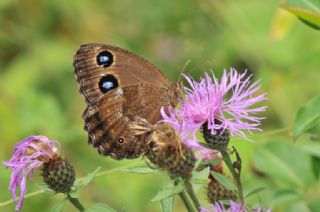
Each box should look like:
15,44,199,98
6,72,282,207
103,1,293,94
3,135,59,211
161,68,266,159
200,201,246,212
200,201,271,212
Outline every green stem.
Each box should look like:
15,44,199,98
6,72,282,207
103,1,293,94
67,194,85,212
184,181,201,211
179,191,195,212
0,162,144,208
221,150,244,203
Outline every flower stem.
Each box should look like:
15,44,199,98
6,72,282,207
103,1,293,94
220,149,244,203
179,191,195,212
67,194,85,212
184,181,201,211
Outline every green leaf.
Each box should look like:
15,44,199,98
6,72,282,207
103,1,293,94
244,187,266,198
86,203,117,212
68,190,79,199
253,141,314,188
281,1,320,30
311,156,320,179
75,167,101,187
299,142,320,157
310,132,320,141
293,96,320,140
212,172,237,192
195,158,221,172
50,198,67,212
309,192,320,211
269,189,302,206
309,124,320,140
192,167,210,181
152,182,185,202
192,183,204,192
122,165,158,174
36,183,56,195
160,196,174,212
71,167,101,196
286,201,311,212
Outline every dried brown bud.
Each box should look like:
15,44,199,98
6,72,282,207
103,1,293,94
130,117,196,179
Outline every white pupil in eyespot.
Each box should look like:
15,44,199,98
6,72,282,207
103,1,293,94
102,81,114,90
99,55,109,63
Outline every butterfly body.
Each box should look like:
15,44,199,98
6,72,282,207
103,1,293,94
73,43,177,159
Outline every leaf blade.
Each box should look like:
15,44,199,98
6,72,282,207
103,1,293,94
160,196,174,212
152,182,185,202
293,96,320,140
122,165,158,174
281,1,320,29
212,172,237,192
86,203,117,212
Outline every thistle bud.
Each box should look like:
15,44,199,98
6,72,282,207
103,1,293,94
202,121,230,151
207,179,237,204
42,157,75,193
3,136,75,210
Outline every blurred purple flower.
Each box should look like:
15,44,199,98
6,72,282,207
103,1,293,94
161,68,266,159
3,135,59,211
200,201,245,212
200,200,271,212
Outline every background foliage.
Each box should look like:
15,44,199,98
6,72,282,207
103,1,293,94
0,0,319,211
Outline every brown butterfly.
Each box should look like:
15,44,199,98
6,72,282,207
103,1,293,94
73,43,178,160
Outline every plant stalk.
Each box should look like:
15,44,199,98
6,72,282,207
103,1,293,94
221,150,244,203
184,181,201,211
67,194,85,212
179,191,195,212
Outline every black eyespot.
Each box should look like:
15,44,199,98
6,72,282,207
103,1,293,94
97,51,113,67
99,75,118,93
118,138,124,143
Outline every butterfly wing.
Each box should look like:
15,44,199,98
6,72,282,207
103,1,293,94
73,43,177,159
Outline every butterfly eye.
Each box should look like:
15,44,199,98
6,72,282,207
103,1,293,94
99,75,118,93
97,51,113,67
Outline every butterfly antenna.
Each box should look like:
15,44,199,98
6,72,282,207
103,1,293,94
177,59,191,84
176,59,191,94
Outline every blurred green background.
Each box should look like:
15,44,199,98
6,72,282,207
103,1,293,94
0,0,319,211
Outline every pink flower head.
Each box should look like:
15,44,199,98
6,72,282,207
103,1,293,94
161,68,266,159
200,201,271,212
200,201,246,212
3,135,59,210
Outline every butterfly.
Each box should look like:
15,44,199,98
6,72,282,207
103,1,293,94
73,43,178,160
